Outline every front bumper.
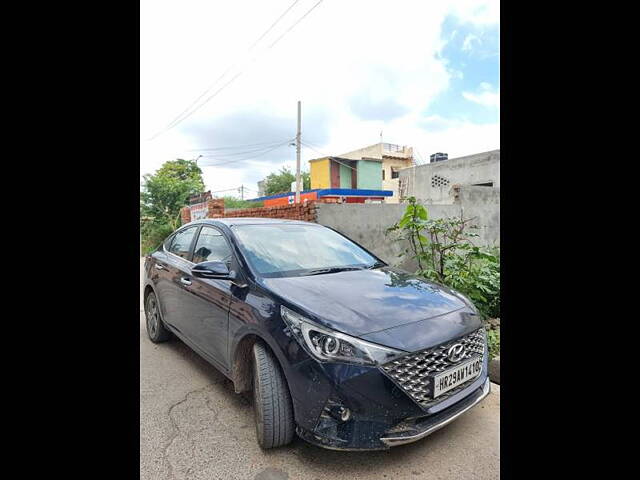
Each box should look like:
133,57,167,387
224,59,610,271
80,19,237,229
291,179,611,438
290,356,491,451
380,378,491,447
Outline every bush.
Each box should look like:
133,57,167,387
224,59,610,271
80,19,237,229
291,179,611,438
487,327,500,360
221,196,264,209
141,221,174,255
388,197,500,318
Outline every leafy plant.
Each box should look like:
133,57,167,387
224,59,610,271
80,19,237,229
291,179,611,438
388,197,500,318
140,220,174,255
486,328,500,360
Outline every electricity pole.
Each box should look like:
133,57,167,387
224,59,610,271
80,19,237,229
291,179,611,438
295,100,301,203
239,184,244,200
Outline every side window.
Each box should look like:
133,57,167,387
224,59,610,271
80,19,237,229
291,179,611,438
192,227,233,265
163,234,174,251
168,226,198,260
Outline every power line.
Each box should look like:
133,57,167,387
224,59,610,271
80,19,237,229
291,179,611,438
249,0,303,50
147,0,323,140
199,140,293,167
300,140,329,157
300,141,357,171
200,142,293,159
150,0,302,139
209,187,241,194
168,1,324,132
266,0,323,49
187,139,289,152
208,186,259,197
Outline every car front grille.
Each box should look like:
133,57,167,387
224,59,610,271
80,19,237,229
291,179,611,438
381,327,486,409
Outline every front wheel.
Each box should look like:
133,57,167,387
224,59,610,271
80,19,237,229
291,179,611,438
252,342,295,449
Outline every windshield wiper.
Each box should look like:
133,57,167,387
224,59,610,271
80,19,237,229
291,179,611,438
304,266,364,276
366,261,386,269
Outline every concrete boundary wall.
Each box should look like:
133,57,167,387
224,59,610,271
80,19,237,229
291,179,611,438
316,190,499,270
315,203,459,270
180,186,498,274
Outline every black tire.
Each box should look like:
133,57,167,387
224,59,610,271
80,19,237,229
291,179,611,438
252,342,295,449
145,291,171,343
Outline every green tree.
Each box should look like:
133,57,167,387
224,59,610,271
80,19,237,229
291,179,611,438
140,159,205,253
140,159,205,229
263,166,310,195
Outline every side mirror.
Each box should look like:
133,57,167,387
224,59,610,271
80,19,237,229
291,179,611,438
191,261,234,280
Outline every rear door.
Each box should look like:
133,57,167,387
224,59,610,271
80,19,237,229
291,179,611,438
161,225,200,335
149,233,176,323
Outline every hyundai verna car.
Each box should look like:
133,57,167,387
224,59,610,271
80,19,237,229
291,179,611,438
143,218,490,451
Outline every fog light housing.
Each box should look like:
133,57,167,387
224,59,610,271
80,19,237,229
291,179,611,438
338,406,351,422
326,404,351,422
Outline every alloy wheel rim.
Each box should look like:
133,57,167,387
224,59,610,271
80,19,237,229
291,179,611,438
147,297,158,337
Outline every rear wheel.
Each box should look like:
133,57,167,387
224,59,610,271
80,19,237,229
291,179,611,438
145,291,171,343
252,342,295,449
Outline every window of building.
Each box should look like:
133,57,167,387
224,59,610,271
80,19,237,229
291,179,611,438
168,226,198,260
391,167,400,179
431,174,450,188
192,227,233,265
382,169,385,180
473,182,494,187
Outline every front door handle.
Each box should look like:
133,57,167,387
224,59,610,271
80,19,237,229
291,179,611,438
155,264,165,270
180,277,192,286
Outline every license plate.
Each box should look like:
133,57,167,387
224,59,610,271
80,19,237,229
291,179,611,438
433,357,483,398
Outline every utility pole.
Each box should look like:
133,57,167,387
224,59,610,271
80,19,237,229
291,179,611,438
239,184,244,200
295,100,301,203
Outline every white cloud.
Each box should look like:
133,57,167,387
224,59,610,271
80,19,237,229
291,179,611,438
141,0,499,193
462,34,480,51
448,0,500,25
462,82,500,108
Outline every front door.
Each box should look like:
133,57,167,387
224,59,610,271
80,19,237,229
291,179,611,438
181,226,234,367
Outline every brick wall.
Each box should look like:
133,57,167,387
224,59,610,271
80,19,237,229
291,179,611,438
181,198,318,224
221,201,318,222
180,206,191,224
207,198,225,218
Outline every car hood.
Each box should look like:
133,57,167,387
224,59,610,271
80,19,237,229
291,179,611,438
262,267,471,339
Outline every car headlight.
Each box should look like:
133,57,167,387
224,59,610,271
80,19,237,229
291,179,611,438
281,306,405,366
453,291,478,312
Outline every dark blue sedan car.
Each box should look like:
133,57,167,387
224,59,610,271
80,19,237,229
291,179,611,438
143,218,490,450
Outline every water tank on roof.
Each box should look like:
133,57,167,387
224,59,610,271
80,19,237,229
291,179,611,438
430,152,448,163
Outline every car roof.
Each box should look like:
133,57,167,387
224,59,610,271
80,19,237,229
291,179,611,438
188,217,317,228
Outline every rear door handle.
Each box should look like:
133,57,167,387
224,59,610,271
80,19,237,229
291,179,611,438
180,277,192,286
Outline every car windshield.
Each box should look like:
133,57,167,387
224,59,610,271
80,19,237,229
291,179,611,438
231,224,381,277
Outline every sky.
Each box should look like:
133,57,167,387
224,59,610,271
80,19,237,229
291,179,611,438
140,0,499,199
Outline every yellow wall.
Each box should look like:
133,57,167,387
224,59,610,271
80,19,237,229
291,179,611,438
310,158,331,189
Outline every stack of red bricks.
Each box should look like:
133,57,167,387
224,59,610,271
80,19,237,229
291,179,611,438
180,198,318,224
223,201,318,222
207,198,225,218
180,206,191,224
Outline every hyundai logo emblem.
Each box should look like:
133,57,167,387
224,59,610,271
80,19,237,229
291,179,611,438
447,343,464,363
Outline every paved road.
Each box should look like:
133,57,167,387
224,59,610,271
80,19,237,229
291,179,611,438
140,259,500,480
